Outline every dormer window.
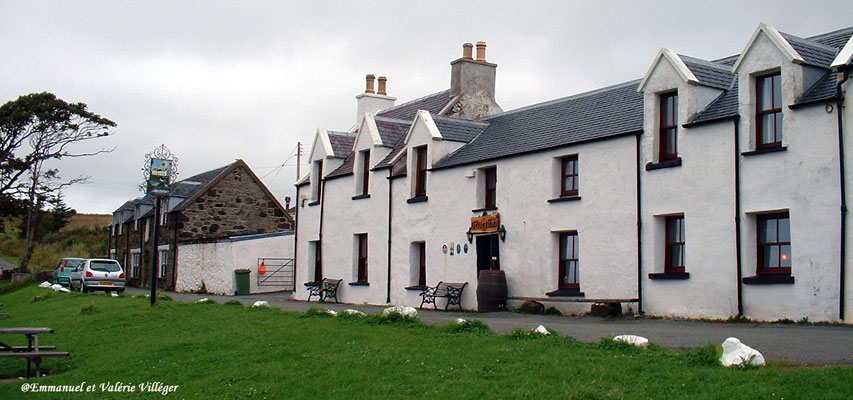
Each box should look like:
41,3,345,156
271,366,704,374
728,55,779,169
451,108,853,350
311,160,323,201
415,146,427,197
361,150,370,195
659,91,678,161
756,73,782,148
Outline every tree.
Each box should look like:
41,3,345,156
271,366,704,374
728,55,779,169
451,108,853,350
0,92,115,272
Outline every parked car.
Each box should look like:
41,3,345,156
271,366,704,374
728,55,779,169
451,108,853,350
53,258,84,287
69,259,126,293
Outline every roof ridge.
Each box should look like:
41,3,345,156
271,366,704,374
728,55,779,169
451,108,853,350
679,54,735,72
483,79,642,120
780,31,839,53
377,89,450,115
806,26,853,45
430,113,490,126
328,130,357,137
373,116,413,125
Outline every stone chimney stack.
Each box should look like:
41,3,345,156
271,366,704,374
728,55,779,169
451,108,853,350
356,74,396,126
449,41,502,120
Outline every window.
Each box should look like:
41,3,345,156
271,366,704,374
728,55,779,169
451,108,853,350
417,242,426,287
560,155,578,197
756,73,782,148
659,92,678,161
360,150,370,195
312,241,322,282
134,218,139,231
757,213,791,274
131,251,140,278
159,249,168,278
312,160,323,201
484,167,496,209
558,232,579,289
144,220,151,242
415,146,427,197
665,216,685,273
356,234,368,283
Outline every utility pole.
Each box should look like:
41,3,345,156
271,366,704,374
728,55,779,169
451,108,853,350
296,142,302,181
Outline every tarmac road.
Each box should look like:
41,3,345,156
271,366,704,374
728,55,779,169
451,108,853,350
124,287,853,365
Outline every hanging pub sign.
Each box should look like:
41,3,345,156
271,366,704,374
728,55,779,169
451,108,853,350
147,158,172,192
470,212,500,234
140,144,178,194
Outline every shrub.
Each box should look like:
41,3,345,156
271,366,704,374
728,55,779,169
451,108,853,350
442,319,493,335
686,343,722,366
508,326,557,339
366,312,422,326
302,307,335,318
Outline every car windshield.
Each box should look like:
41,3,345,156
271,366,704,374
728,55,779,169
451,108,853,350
89,261,121,272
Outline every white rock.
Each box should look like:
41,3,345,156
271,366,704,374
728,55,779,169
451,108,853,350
39,281,51,288
534,325,550,335
382,305,418,318
251,300,270,308
50,284,63,291
58,288,71,293
110,292,119,297
344,309,366,316
196,298,211,303
455,318,468,325
720,337,766,367
613,334,649,348
325,309,338,316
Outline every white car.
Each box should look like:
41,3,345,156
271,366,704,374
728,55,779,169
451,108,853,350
69,259,126,293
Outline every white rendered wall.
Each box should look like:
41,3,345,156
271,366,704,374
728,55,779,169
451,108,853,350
176,233,293,295
844,76,853,324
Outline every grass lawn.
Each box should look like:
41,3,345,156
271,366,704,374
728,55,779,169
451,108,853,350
1,284,851,399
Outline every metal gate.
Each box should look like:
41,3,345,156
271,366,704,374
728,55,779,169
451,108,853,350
257,258,295,291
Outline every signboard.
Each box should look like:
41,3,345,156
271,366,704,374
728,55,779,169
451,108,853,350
147,158,172,193
470,212,500,234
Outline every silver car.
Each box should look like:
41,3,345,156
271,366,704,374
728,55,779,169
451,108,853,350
69,259,126,293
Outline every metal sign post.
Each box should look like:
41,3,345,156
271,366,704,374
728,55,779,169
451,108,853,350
140,145,178,306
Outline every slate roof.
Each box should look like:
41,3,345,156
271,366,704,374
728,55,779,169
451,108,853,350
794,71,838,106
138,164,230,217
781,32,839,68
680,55,734,90
374,116,411,147
431,115,489,143
327,131,357,158
809,26,853,48
433,80,644,169
376,89,452,120
685,81,739,126
325,155,354,179
374,140,406,169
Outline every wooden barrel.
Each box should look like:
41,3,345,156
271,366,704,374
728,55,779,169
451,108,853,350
477,270,507,312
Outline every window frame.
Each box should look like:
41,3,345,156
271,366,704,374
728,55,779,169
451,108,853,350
131,251,141,278
356,234,368,283
159,249,168,278
558,231,580,290
560,155,579,197
757,212,791,275
414,146,427,197
484,167,497,209
360,149,370,195
417,242,426,287
664,216,686,273
659,91,678,161
755,72,783,149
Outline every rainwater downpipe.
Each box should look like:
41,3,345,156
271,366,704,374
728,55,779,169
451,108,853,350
836,68,849,320
635,132,643,314
386,169,393,303
733,116,743,317
318,178,326,283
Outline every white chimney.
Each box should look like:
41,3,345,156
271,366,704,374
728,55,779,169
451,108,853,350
356,74,396,126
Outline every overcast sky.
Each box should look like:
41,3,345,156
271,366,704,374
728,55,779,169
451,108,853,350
1,1,849,214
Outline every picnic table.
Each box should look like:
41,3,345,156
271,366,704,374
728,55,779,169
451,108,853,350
0,327,68,378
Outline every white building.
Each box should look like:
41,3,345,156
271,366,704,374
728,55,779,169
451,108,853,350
294,26,853,323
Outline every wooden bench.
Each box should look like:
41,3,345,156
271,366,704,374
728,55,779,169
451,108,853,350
306,278,342,303
419,281,468,311
0,327,69,378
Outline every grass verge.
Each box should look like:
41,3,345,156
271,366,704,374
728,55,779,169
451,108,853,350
0,284,851,399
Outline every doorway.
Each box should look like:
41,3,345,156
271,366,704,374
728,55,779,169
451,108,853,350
476,234,500,272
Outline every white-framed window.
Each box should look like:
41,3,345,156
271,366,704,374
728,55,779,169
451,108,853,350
158,245,169,278
134,218,139,231
130,249,141,278
144,220,151,242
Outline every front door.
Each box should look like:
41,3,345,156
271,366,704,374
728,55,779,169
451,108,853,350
476,234,500,272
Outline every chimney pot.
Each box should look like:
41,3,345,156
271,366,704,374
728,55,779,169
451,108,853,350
365,74,375,94
462,43,473,60
475,41,486,61
377,76,387,95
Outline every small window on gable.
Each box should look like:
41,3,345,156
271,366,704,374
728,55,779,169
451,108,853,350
560,155,578,197
484,167,496,209
414,146,427,197
312,160,323,201
659,92,678,161
360,150,370,195
756,73,782,148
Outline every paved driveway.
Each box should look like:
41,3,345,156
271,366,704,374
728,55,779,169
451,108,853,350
125,287,853,365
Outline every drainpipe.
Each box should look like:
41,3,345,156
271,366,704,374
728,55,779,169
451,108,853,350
293,185,300,291
386,169,393,303
635,132,643,314
836,68,849,320
318,177,326,283
733,116,744,317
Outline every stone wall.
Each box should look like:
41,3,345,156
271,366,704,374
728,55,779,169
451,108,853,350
177,165,293,241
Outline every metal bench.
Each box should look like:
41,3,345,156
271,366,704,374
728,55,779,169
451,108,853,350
419,281,468,311
306,278,342,303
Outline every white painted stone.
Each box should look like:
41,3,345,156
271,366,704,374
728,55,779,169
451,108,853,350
613,334,649,348
196,298,211,303
251,301,270,308
325,309,338,317
382,305,418,318
343,309,366,316
533,325,550,335
39,281,51,288
50,284,63,291
58,288,71,293
455,318,467,324
719,337,766,367
110,292,119,297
